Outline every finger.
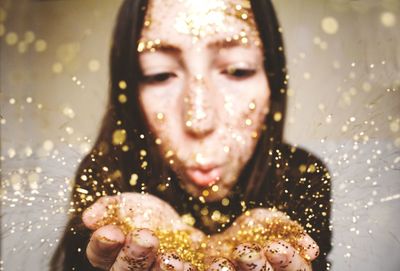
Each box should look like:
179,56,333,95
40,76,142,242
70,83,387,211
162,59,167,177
297,233,319,261
152,252,185,271
111,228,159,271
264,241,311,271
232,243,273,271
83,195,120,230
183,262,198,271
86,224,125,269
206,257,236,271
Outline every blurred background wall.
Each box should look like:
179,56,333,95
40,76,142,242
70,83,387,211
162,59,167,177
1,0,399,270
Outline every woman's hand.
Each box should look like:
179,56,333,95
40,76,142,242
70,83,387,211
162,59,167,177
81,193,204,270
208,208,319,271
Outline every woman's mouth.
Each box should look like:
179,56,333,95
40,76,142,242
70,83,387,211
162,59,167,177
186,165,221,187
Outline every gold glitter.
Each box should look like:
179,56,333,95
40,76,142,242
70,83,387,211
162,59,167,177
112,129,127,145
137,39,163,53
248,101,256,110
5,32,18,45
137,41,145,52
211,210,221,221
118,80,127,90
221,198,230,206
35,39,47,52
165,150,174,158
321,17,339,34
129,173,138,186
245,118,252,126
95,204,308,271
43,140,54,151
118,94,127,103
18,41,27,53
211,185,219,192
24,31,35,43
156,112,165,121
200,207,209,216
299,164,307,173
122,145,129,152
307,164,316,173
140,149,147,156
88,59,100,72
181,213,196,226
380,12,396,28
273,112,282,122
202,190,210,197
145,0,258,42
76,187,88,194
155,138,162,145
52,62,63,74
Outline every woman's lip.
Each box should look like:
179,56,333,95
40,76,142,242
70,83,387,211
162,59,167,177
186,166,221,187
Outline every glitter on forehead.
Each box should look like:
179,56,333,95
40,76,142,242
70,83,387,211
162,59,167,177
144,0,257,41
175,0,255,39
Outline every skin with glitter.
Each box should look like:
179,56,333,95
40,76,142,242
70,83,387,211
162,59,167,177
139,0,269,201
81,0,321,270
83,194,319,271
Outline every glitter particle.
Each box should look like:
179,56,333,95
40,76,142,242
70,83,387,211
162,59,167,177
112,129,127,145
321,17,339,34
380,12,396,27
35,39,47,52
119,80,127,90
5,32,18,45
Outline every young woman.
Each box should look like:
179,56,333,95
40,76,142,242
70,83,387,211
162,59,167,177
51,0,332,270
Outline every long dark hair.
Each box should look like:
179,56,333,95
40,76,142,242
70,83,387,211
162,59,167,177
51,0,288,269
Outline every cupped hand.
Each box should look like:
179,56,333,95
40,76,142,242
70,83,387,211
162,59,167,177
207,208,320,271
82,193,204,270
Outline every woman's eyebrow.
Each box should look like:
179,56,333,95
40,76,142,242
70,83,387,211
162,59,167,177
207,39,249,50
138,40,182,54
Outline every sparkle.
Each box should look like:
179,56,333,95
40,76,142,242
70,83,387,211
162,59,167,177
321,16,339,34
118,80,127,90
112,129,127,145
118,94,128,104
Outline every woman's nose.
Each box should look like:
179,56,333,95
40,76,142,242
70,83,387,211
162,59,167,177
182,74,216,137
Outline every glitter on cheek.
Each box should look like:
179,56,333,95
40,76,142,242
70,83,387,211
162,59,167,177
156,112,165,122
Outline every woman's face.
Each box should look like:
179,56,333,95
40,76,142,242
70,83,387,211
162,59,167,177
138,0,270,201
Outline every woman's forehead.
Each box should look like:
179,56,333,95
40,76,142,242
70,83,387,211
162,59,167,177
140,0,261,47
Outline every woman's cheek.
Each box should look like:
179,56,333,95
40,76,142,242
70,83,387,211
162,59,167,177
221,88,269,166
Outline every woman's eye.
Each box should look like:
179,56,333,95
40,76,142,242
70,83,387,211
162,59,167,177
141,72,176,84
222,66,256,79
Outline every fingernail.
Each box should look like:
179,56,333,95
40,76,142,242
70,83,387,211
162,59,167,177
207,257,235,271
264,242,288,266
233,243,262,262
158,252,184,271
184,262,198,271
127,229,159,258
97,235,120,248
